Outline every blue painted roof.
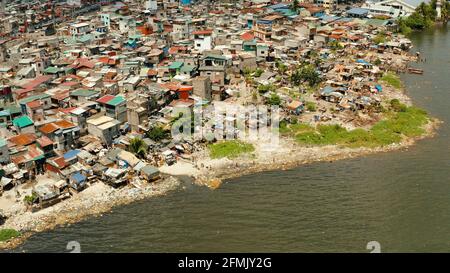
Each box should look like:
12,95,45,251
322,86,335,95
347,7,369,16
268,3,289,10
356,59,371,65
64,149,81,160
71,172,86,184
319,15,340,22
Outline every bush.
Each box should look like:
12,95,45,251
147,126,169,141
294,105,429,147
254,68,264,77
23,193,37,205
0,229,21,242
267,93,281,106
305,101,316,112
258,84,275,94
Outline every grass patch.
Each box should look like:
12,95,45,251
293,105,428,147
279,122,314,135
208,140,255,159
381,72,402,89
305,101,317,112
0,229,21,242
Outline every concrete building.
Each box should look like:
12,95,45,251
193,29,213,52
192,76,212,101
127,95,150,132
13,115,35,134
96,95,127,123
70,22,91,37
87,116,120,146
39,120,81,151
361,0,430,18
0,137,9,164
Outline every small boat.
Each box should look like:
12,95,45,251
407,67,424,74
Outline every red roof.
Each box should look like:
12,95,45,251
39,123,59,134
178,86,193,92
98,56,110,64
96,95,115,104
37,136,54,147
73,58,95,69
192,29,213,35
27,145,43,159
54,120,75,129
51,156,67,169
58,107,77,114
9,133,36,146
241,31,254,41
26,100,42,109
160,82,180,91
20,75,52,90
60,81,78,87
147,69,158,76
52,91,70,101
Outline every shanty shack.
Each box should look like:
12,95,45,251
33,184,60,209
140,165,160,181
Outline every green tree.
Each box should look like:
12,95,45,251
290,0,300,12
128,138,148,158
258,84,276,94
147,126,169,141
291,64,321,87
328,40,343,50
267,93,281,106
254,68,264,77
275,59,288,74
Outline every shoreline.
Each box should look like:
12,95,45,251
193,118,441,188
0,176,181,250
0,31,443,253
0,117,441,251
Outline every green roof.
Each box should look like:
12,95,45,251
180,65,196,72
129,34,141,40
169,61,184,70
365,19,389,26
70,89,99,97
33,154,45,161
243,41,257,46
4,105,22,115
19,94,50,105
13,115,33,128
106,95,126,106
44,66,61,74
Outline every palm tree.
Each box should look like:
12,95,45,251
290,0,300,13
128,138,148,159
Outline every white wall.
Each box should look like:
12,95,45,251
194,36,212,52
